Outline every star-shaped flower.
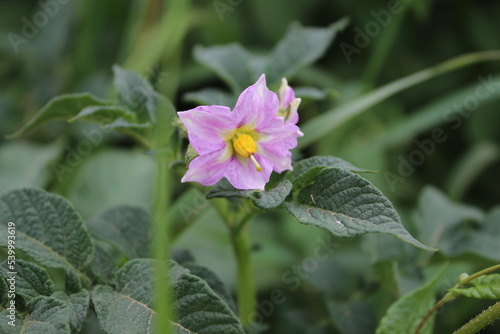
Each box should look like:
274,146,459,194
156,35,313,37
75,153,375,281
178,74,302,190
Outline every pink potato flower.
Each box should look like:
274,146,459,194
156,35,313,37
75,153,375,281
178,74,303,190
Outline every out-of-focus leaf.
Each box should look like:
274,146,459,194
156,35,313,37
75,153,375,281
0,141,63,196
65,149,154,219
7,93,109,139
87,205,152,259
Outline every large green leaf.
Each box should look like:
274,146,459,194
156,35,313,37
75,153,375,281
284,168,435,250
0,188,94,276
206,178,292,210
52,290,90,332
451,274,500,300
0,260,54,304
86,205,152,259
375,266,445,334
264,19,349,84
6,93,109,139
0,141,63,196
92,259,244,334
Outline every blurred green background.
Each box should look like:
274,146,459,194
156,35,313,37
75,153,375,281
1,0,500,333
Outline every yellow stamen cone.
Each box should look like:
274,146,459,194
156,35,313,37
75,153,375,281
232,134,262,172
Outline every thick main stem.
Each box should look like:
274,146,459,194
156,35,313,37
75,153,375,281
454,301,500,334
152,105,174,334
230,227,256,327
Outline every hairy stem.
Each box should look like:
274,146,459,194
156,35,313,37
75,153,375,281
414,263,500,334
454,301,500,334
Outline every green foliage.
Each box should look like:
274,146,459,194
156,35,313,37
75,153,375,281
2,2,500,333
451,274,500,300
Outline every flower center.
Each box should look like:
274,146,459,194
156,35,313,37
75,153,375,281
232,134,262,172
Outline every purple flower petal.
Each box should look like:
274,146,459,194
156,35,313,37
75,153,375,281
181,146,233,186
225,154,273,190
279,78,296,109
258,141,293,173
233,74,279,129
178,105,236,155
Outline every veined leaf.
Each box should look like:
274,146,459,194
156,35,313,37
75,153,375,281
0,260,54,304
451,274,500,300
0,188,94,276
52,290,90,332
22,296,71,334
92,259,244,334
285,168,434,251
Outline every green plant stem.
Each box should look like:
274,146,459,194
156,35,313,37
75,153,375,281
299,50,500,149
208,197,256,326
454,301,500,334
152,104,174,334
414,264,500,334
230,226,256,326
